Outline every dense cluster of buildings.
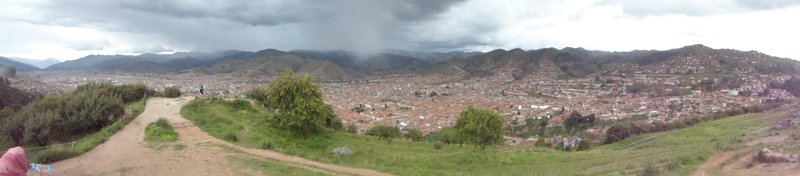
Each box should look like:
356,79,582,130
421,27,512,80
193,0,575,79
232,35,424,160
9,69,798,138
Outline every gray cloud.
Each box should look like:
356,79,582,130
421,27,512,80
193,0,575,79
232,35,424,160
129,44,175,53
10,0,466,55
735,0,800,10
599,0,800,17
68,40,112,51
2,0,798,61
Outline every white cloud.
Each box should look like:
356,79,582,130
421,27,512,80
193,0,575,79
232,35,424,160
418,0,800,60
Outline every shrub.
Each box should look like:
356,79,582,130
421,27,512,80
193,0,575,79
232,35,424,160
258,70,337,136
455,105,505,149
76,82,153,103
162,87,181,98
535,137,548,147
563,111,596,132
345,123,358,134
433,141,443,150
404,128,423,141
367,125,401,144
639,160,659,176
224,132,238,142
261,141,275,149
431,127,463,145
35,149,78,164
5,85,126,146
576,140,591,151
245,87,269,107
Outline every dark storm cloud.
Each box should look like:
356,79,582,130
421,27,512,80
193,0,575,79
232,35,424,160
15,0,466,54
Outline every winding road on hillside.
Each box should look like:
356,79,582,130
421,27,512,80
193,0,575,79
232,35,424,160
48,97,391,176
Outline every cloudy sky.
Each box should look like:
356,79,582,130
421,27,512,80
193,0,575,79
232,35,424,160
1,0,799,61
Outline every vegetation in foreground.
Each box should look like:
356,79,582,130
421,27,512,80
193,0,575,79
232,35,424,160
182,96,790,175
0,82,151,163
246,70,340,136
145,118,178,142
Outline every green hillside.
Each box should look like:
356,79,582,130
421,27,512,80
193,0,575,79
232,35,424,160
181,97,791,175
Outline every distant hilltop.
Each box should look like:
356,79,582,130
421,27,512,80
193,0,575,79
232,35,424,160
40,44,799,81
9,57,62,69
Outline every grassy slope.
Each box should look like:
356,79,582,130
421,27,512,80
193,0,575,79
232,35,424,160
181,97,786,175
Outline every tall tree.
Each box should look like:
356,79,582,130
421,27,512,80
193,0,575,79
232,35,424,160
455,105,505,149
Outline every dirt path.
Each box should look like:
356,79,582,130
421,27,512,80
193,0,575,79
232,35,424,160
49,97,391,176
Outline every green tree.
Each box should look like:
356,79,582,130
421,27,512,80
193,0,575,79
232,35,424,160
258,70,337,136
455,105,505,149
367,125,400,144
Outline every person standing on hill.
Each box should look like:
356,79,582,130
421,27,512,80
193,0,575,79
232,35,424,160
199,84,205,95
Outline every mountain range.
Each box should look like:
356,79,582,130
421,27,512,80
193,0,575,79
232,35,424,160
8,58,61,69
0,57,40,71
38,44,800,81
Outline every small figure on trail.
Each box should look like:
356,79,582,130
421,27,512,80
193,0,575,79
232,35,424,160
0,146,29,176
199,84,205,95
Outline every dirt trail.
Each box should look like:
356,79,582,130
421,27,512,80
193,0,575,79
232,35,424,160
49,97,391,176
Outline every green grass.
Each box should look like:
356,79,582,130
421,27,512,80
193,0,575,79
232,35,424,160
229,155,331,176
181,97,789,176
21,99,147,163
145,118,178,142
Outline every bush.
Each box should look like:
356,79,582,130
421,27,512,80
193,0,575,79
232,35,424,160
576,140,591,151
639,160,659,176
76,82,154,103
404,128,423,141
535,137,548,147
224,132,238,142
367,125,400,144
430,127,463,145
455,105,505,149
162,87,181,98
345,123,358,134
261,141,275,149
35,149,78,164
563,111,596,132
4,84,127,146
245,87,269,107
433,141,443,150
257,70,337,136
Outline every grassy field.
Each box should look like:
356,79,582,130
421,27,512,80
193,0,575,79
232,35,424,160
145,118,179,142
0,99,147,163
181,97,789,175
